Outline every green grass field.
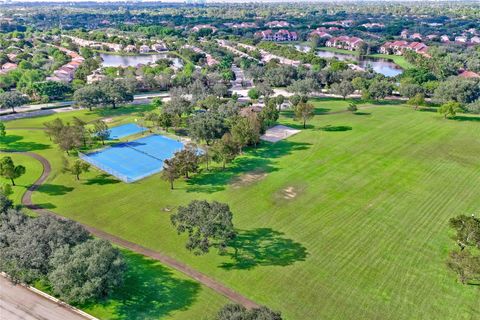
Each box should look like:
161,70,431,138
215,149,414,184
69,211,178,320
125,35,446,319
2,98,480,319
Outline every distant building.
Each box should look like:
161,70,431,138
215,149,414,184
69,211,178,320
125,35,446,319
380,41,428,56
400,30,409,39
87,71,107,84
471,36,480,44
361,23,385,29
255,29,298,42
191,24,218,33
151,42,168,52
0,62,18,72
227,22,257,29
325,36,364,51
309,30,332,39
323,20,353,27
410,33,423,40
124,45,137,53
440,35,450,42
455,36,468,43
265,21,290,28
458,70,480,79
139,45,150,54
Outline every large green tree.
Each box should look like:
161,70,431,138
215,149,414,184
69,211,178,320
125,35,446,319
0,91,29,113
294,102,315,129
171,200,236,255
211,133,239,169
0,156,26,186
48,239,126,304
73,85,104,111
188,112,227,145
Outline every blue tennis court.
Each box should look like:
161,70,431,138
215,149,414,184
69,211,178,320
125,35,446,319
80,135,185,182
108,123,147,140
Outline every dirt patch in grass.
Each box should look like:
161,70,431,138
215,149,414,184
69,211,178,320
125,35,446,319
231,169,267,188
274,184,307,202
282,186,297,199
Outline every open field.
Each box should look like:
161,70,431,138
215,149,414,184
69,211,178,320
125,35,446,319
2,98,480,319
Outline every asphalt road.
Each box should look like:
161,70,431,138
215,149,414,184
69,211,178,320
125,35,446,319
0,276,87,320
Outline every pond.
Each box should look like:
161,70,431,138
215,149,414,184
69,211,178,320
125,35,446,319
100,53,183,69
295,45,403,77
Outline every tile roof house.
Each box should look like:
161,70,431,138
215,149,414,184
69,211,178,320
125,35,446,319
192,24,218,33
265,21,290,28
323,20,354,27
255,29,298,42
325,36,364,51
380,41,428,56
309,30,332,39
1,62,18,71
151,42,168,52
470,36,480,44
139,45,150,54
458,70,480,79
410,33,423,40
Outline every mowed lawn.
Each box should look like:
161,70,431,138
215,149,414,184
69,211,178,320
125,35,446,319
3,98,480,319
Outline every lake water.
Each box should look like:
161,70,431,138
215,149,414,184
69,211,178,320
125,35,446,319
100,53,183,69
295,45,403,77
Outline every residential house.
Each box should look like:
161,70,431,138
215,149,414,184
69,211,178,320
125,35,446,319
441,35,450,42
380,41,428,56
410,33,423,40
458,70,480,79
265,21,290,28
323,20,353,27
87,71,107,84
124,45,137,53
139,45,150,54
151,42,168,52
455,36,468,43
192,24,218,33
228,22,257,29
361,23,384,29
255,29,298,42
401,30,409,39
309,30,332,39
0,62,18,72
470,36,480,44
426,34,438,40
325,36,364,51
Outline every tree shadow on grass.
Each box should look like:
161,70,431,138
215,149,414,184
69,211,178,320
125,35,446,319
35,203,57,209
219,228,308,270
37,184,74,196
319,125,352,132
281,107,330,120
80,251,201,320
353,112,371,116
1,135,50,152
186,141,311,193
83,173,120,185
452,115,480,122
369,99,405,106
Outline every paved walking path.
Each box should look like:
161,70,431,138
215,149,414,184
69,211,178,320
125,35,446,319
0,275,89,320
2,151,259,310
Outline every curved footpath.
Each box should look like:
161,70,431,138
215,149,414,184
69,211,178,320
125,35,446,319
3,151,259,310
